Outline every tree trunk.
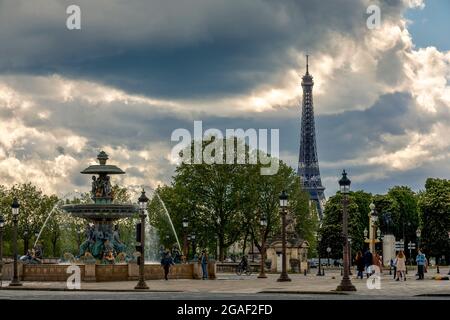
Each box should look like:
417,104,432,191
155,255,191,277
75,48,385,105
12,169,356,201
219,236,225,262
242,230,248,256
52,235,58,257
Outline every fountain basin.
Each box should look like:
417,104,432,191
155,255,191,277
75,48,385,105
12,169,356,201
1,262,217,282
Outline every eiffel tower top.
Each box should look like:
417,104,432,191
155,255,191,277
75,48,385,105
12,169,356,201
302,55,313,85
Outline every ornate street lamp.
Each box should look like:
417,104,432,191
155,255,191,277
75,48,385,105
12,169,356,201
258,215,268,278
277,190,291,282
0,214,4,287
10,198,22,286
326,247,331,267
135,189,149,290
368,202,378,254
416,228,421,250
317,233,324,276
182,217,188,261
191,234,196,259
336,170,356,291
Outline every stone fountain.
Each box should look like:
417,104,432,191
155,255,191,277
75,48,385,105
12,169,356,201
62,151,138,262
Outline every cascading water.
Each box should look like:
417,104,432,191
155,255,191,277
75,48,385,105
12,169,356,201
128,185,182,262
33,191,86,247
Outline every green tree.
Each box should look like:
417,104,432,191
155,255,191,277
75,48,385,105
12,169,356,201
149,138,314,262
319,192,370,259
418,178,450,265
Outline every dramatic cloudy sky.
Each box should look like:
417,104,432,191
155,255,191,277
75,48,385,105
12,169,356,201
0,0,449,198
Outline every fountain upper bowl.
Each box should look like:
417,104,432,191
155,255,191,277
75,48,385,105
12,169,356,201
62,203,138,221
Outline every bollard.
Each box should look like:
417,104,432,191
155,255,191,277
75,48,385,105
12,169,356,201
304,269,307,276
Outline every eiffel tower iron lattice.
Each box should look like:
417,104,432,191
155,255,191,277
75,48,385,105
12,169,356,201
297,55,326,220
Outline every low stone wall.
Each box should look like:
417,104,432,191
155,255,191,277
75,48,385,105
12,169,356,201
1,261,216,282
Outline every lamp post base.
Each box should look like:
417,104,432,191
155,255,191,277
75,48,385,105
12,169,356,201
134,280,149,290
277,273,291,282
257,273,267,279
316,271,324,276
336,279,356,291
9,280,22,287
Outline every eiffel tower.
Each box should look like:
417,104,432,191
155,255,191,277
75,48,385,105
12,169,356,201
297,55,326,220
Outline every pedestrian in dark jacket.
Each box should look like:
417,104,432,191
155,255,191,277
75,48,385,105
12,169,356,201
161,252,175,280
355,251,364,279
201,250,208,280
364,250,373,278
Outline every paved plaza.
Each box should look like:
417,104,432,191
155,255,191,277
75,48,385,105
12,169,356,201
0,271,449,300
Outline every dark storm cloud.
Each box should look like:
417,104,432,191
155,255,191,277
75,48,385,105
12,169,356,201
0,0,404,99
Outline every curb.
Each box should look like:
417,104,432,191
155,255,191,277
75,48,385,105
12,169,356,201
0,287,184,293
258,290,348,295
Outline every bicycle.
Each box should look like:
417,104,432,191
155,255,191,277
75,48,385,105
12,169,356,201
235,263,252,276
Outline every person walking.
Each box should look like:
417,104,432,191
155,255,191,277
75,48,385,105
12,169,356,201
395,251,406,281
391,258,397,280
373,252,383,274
364,250,373,278
201,250,209,280
355,251,365,279
416,249,426,280
161,251,174,280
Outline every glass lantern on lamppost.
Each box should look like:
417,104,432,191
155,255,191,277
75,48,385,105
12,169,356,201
258,215,268,278
9,198,22,286
134,189,149,290
277,190,291,282
336,170,356,291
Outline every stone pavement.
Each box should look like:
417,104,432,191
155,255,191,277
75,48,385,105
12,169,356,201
0,271,449,297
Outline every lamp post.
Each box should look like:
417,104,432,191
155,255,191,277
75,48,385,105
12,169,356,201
368,203,378,254
23,230,29,254
416,228,421,251
182,217,188,262
277,190,291,282
336,170,356,291
326,247,331,267
447,231,450,275
187,235,191,259
10,198,22,286
348,236,352,276
134,189,149,290
317,234,324,276
0,214,4,287
258,215,268,278
191,234,196,259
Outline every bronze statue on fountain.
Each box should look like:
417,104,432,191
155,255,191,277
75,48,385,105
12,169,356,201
62,151,138,263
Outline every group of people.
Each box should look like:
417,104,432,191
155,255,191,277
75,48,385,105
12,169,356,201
354,250,383,279
19,245,43,264
355,248,428,281
160,249,209,280
390,249,427,281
